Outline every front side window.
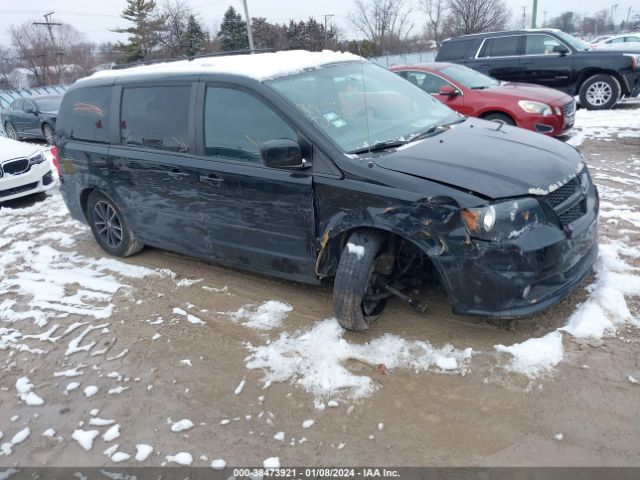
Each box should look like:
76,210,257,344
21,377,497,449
524,35,562,55
57,87,112,143
405,71,450,94
204,87,296,163
11,99,23,110
120,86,191,153
268,62,459,153
34,97,61,112
439,65,499,89
479,36,521,57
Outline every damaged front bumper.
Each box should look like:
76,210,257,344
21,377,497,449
433,187,599,319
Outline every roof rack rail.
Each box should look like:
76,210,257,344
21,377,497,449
111,48,274,70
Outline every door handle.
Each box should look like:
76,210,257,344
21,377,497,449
199,173,223,184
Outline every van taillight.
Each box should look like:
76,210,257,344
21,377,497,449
51,146,62,176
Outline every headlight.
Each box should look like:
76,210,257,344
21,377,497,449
28,153,46,165
461,198,546,241
518,100,553,116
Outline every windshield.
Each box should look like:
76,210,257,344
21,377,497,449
439,64,499,89
34,97,61,112
267,62,460,153
555,31,590,51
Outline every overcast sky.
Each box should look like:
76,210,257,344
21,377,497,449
0,0,636,47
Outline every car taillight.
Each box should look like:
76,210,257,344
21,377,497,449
51,146,62,176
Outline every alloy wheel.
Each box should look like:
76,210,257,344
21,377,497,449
93,200,123,248
586,81,612,107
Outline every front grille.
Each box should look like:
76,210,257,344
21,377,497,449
2,158,30,176
563,100,576,117
546,178,578,208
0,181,38,199
558,201,586,224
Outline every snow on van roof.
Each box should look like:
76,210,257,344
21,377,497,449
84,50,363,83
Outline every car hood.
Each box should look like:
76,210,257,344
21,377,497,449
475,83,571,104
373,118,583,200
40,109,58,115
589,42,640,52
0,136,40,160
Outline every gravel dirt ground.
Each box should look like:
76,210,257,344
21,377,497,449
0,103,639,468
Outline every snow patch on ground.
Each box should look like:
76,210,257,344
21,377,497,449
567,107,640,147
495,331,564,377
231,301,293,330
246,319,472,399
15,377,44,406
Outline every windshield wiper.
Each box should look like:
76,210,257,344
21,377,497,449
348,139,409,155
409,117,466,142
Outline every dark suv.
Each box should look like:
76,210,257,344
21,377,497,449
435,29,640,110
55,51,599,331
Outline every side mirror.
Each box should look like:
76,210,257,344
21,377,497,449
260,139,308,169
438,85,460,97
24,106,36,114
552,45,569,55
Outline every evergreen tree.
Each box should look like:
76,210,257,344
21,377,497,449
113,0,165,62
185,15,208,56
217,6,249,51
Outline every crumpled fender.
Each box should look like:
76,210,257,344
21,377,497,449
315,195,476,278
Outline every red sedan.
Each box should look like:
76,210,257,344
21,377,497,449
391,62,575,137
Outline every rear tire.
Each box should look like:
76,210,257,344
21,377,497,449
86,191,144,257
483,113,516,126
42,123,55,145
333,229,386,331
579,74,620,110
4,122,19,140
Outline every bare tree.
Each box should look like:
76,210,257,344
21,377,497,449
349,0,414,54
423,0,446,45
446,0,510,35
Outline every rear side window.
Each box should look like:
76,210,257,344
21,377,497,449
479,36,521,58
120,86,191,153
204,87,296,164
437,40,473,61
57,87,112,143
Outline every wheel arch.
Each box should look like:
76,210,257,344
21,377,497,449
576,69,625,96
479,109,517,124
314,204,471,294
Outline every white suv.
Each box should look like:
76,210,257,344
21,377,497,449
0,136,56,202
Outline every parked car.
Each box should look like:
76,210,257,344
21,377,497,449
56,51,598,331
391,62,575,137
435,29,640,110
1,95,61,145
592,33,640,47
0,136,55,202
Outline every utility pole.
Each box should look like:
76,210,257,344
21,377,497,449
323,14,334,49
241,0,255,52
33,12,62,85
531,0,538,28
521,7,528,29
33,12,61,44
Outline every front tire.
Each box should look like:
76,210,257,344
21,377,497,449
333,230,386,331
4,122,19,140
483,112,516,126
87,191,144,257
579,74,620,110
42,123,55,145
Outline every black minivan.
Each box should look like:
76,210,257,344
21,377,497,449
55,50,598,331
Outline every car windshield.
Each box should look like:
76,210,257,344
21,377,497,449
267,62,460,153
555,31,590,51
439,64,500,89
34,97,61,111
